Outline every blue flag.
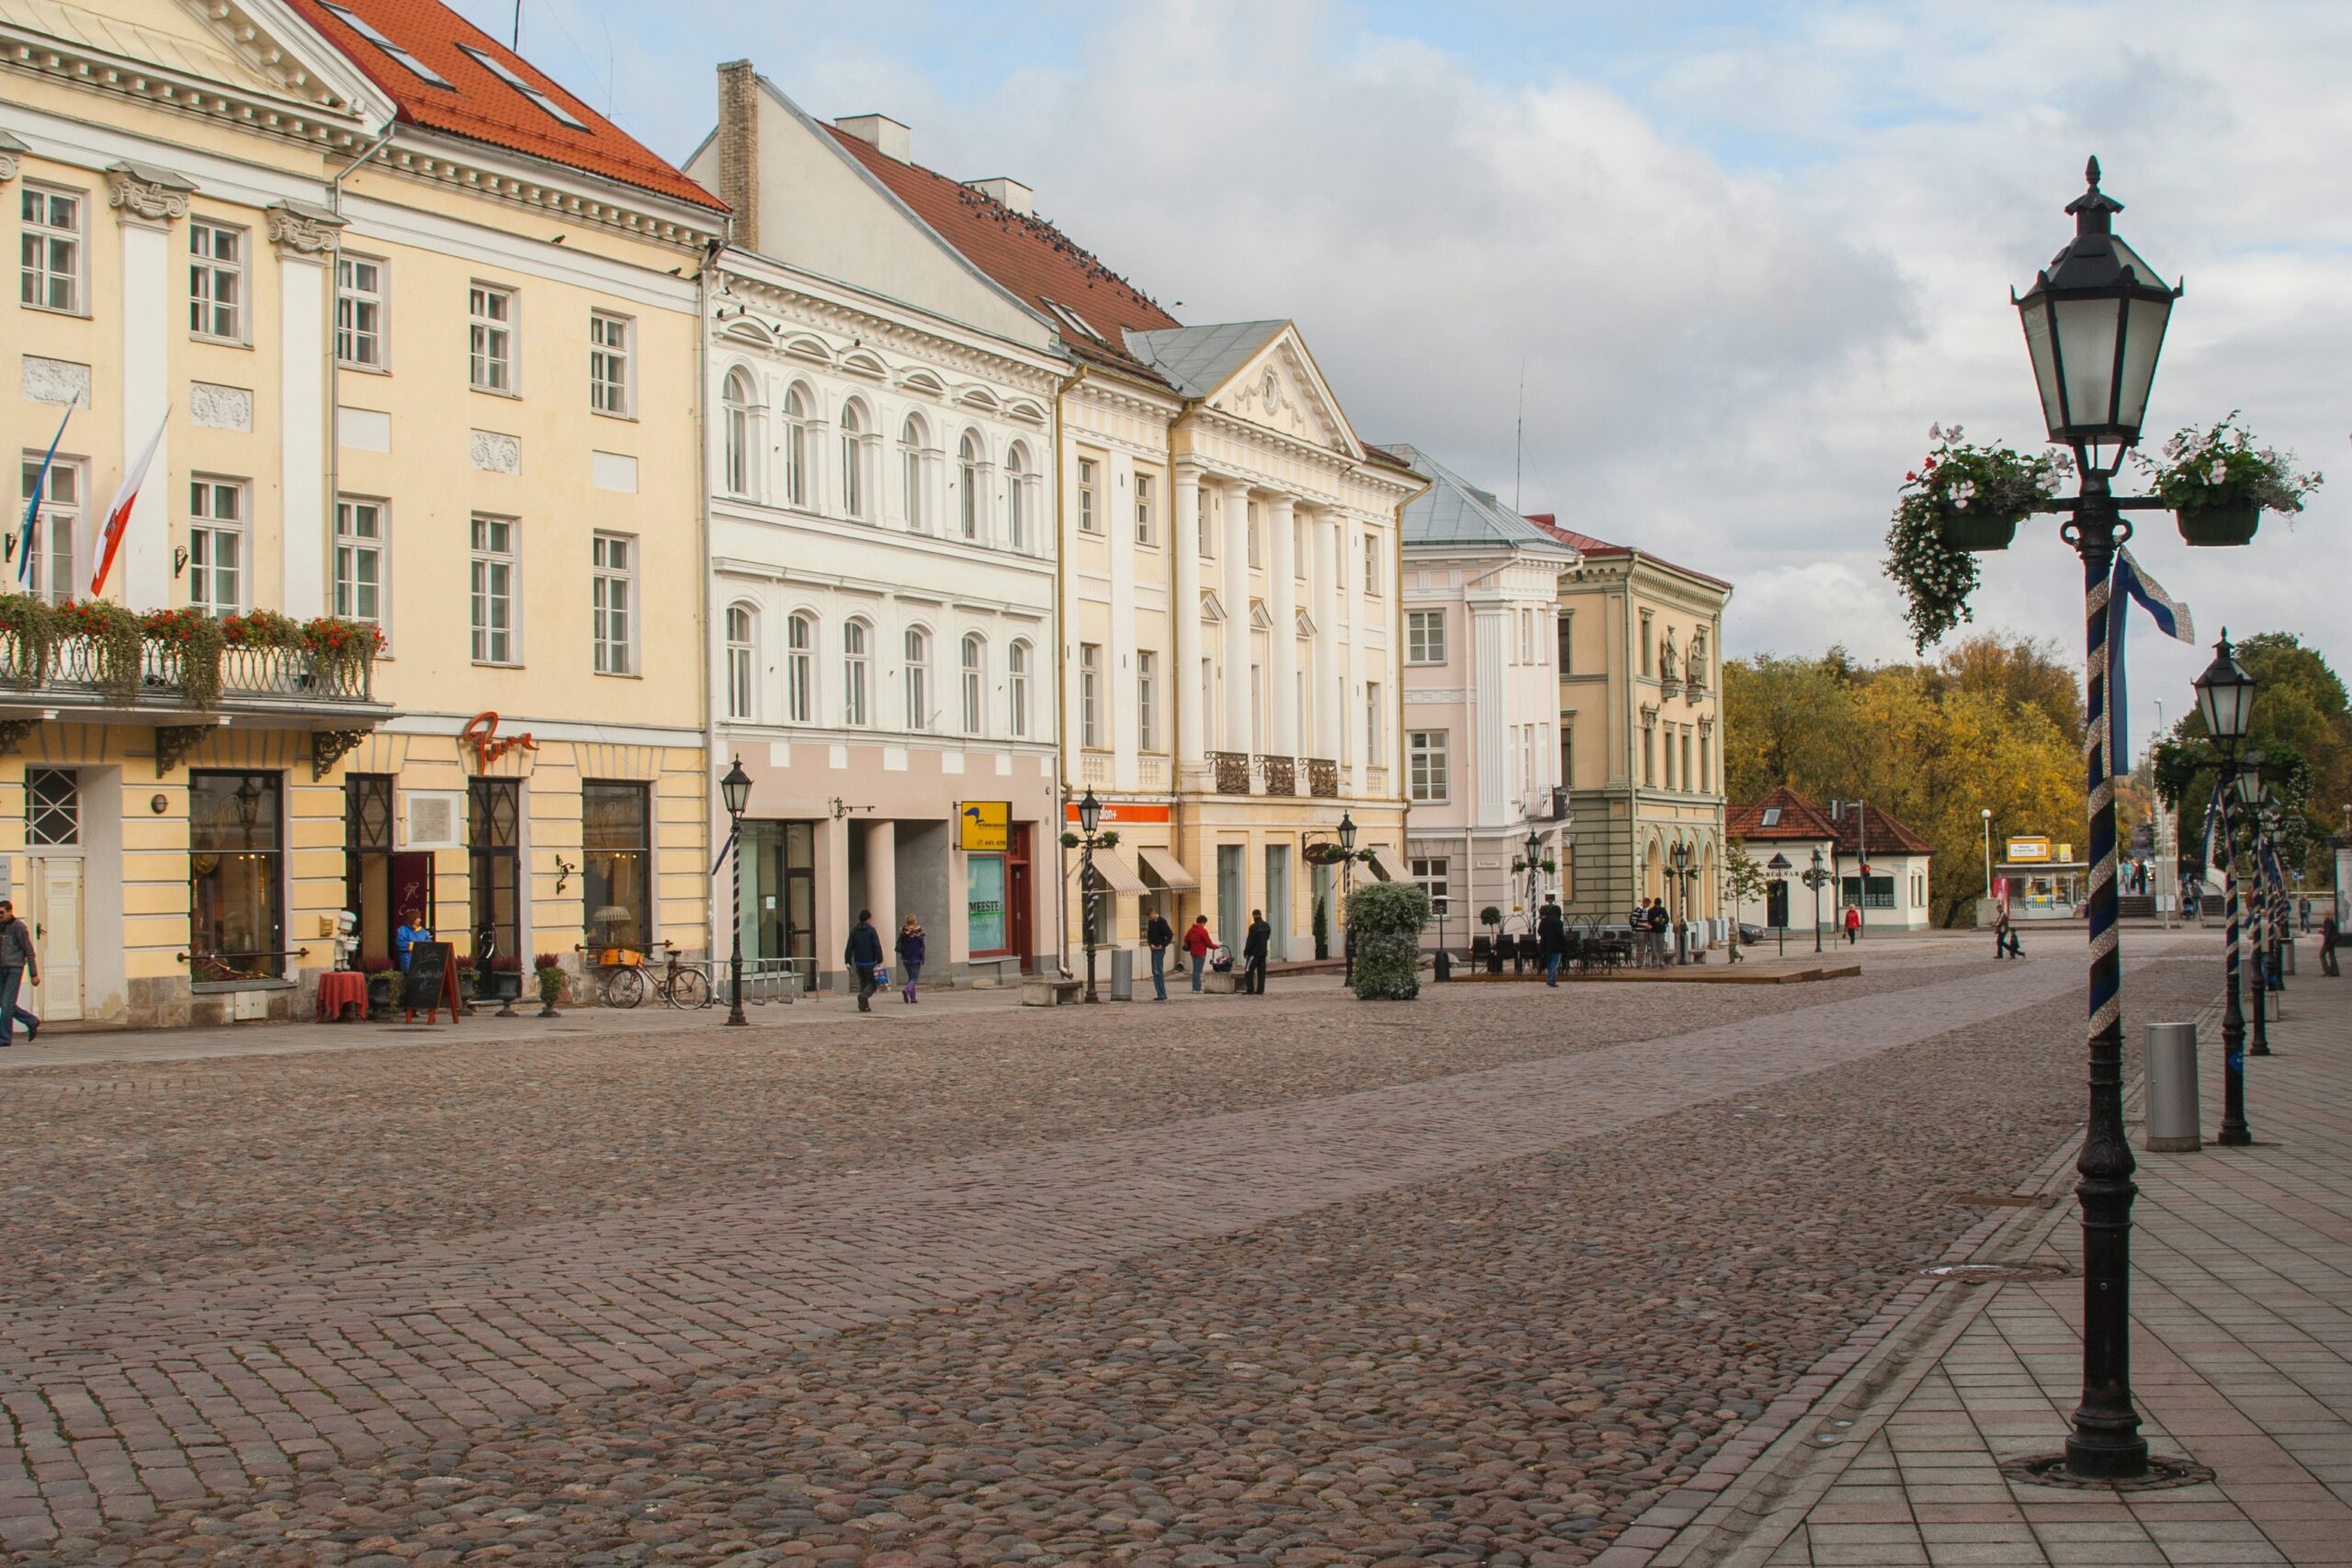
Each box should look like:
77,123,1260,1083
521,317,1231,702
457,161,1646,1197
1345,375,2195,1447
2105,546,2195,773
17,405,71,589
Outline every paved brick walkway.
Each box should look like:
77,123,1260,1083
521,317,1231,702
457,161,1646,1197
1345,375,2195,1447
0,944,2175,1551
1631,967,2352,1568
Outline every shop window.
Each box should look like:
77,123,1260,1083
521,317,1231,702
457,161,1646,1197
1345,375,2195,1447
967,852,1009,956
583,780,650,951
469,778,522,965
190,771,285,983
344,773,396,965
25,768,76,845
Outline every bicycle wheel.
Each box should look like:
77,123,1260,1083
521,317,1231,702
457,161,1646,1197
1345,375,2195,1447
669,966,712,1010
604,966,646,1009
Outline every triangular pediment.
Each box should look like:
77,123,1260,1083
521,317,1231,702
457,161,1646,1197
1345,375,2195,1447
1203,324,1363,458
25,0,391,121
1200,590,1226,623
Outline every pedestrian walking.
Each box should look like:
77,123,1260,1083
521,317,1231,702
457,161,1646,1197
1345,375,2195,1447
1182,914,1215,993
2300,896,2312,934
0,898,39,1047
1995,911,2022,960
895,916,925,1003
393,908,430,971
1646,897,1671,967
1843,904,1861,946
1145,908,1174,1001
1242,909,1271,994
2323,912,2340,977
844,908,884,1011
1537,894,1566,986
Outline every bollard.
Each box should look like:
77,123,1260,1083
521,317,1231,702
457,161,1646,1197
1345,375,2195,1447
2143,1022,2201,1152
1108,947,1134,1002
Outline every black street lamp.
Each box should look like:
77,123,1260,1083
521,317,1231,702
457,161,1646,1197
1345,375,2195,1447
1339,810,1359,984
1523,827,1544,930
2238,764,2276,1055
1077,787,1104,1003
2197,636,2256,1145
719,756,752,1027
1669,838,1695,964
1804,847,1827,953
1767,852,1792,957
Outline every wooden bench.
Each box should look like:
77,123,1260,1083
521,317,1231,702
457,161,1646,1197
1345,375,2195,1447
1020,975,1085,1007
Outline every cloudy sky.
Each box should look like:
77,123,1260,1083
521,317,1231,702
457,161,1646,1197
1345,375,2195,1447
459,0,2348,750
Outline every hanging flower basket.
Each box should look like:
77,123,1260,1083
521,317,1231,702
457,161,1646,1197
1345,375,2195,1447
1934,506,2021,552
2136,414,2319,551
1883,424,2066,650
2173,502,2260,548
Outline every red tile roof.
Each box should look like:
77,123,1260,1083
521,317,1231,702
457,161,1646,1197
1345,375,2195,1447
1524,513,1733,592
824,128,1178,376
1831,802,1935,858
291,0,724,212
1727,786,1935,858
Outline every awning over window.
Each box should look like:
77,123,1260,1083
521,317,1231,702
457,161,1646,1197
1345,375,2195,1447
1083,845,1149,895
1364,846,1403,883
1136,846,1199,890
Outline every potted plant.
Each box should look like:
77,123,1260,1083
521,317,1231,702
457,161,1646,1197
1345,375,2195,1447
1347,882,1433,1001
483,954,525,1002
57,598,145,704
2134,414,2322,547
1883,425,2066,649
0,592,60,687
535,952,568,1017
140,605,227,709
361,954,399,1020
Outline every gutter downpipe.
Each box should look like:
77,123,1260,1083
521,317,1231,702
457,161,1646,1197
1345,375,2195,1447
322,119,399,607
1048,360,1091,979
697,224,729,971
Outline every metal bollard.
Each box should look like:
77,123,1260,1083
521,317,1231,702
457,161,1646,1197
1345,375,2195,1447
1109,947,1135,1002
2143,1021,2202,1152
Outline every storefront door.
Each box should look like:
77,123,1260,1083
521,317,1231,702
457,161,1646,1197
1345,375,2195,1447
1264,844,1290,961
24,768,83,1021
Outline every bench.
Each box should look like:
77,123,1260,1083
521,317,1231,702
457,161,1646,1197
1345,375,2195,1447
1020,976,1085,1007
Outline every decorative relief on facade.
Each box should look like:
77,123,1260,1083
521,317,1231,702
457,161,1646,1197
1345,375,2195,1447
0,128,24,184
21,357,92,408
469,430,521,475
265,199,345,255
188,383,253,432
106,162,196,223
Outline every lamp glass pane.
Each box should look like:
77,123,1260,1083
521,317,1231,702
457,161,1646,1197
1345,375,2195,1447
2234,768,2262,807
2053,296,2121,431
2019,298,2066,433
2115,295,2171,431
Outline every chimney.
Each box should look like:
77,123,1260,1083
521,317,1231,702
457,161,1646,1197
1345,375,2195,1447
716,60,760,252
833,113,910,163
965,176,1033,217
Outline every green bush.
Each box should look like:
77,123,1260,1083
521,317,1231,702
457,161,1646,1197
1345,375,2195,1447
1348,882,1430,1000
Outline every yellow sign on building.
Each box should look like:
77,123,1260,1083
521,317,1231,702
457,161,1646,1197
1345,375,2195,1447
2007,836,2055,863
959,801,1011,852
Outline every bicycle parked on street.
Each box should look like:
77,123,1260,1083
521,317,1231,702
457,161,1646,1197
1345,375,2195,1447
594,942,713,1010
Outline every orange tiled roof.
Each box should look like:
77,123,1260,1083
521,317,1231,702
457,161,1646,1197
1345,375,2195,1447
291,0,724,213
1525,513,1732,591
824,128,1178,375
1728,786,1936,858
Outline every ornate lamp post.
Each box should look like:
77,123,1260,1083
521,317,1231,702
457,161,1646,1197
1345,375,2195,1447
1669,838,1695,964
2238,765,2275,1055
719,756,752,1027
1981,807,1996,906
1339,810,1359,983
1804,847,1827,954
1767,852,1792,957
1077,787,1104,1003
2195,637,2256,1145
1523,827,1544,929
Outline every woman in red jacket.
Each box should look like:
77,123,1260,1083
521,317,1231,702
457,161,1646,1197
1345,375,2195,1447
1843,904,1862,945
1182,914,1216,993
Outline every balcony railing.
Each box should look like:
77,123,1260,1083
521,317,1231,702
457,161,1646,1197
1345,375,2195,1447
1210,750,1253,795
1306,757,1340,797
1,627,379,710
1080,752,1111,785
1258,754,1296,795
1365,764,1390,796
1136,754,1169,792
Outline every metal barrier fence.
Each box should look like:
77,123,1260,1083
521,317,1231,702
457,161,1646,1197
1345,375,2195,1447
705,955,812,1005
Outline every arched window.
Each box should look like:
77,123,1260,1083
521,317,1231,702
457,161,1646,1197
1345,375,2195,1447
957,430,983,540
840,400,867,519
904,626,931,731
1004,442,1029,550
781,384,808,508
724,603,756,721
960,633,986,736
1007,639,1031,739
842,619,870,727
721,368,755,497
786,611,815,724
899,414,927,531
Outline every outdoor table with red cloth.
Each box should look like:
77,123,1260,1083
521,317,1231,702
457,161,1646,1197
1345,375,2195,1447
315,970,368,1021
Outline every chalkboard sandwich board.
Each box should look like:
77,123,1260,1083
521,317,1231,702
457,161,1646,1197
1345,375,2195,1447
401,940,463,1023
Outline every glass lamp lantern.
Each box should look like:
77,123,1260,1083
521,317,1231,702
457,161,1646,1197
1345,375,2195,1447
2015,158,2181,457
2193,634,2256,744
1077,787,1102,836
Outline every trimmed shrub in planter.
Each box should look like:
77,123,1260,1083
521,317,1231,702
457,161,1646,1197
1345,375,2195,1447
1347,881,1432,1001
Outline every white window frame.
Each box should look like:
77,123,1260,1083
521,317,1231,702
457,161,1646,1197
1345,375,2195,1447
590,310,633,417
1136,649,1159,752
1077,457,1101,535
1411,856,1451,915
786,612,816,724
721,367,756,498
1407,729,1449,803
1406,609,1446,665
1366,681,1385,765
18,183,85,315
1362,531,1382,595
781,384,809,508
18,452,82,605
957,430,983,540
470,513,519,665
842,619,872,727
900,414,927,531
334,494,389,634
1008,639,1030,738
592,532,636,675
1005,443,1030,550
1134,471,1157,547
840,400,869,520
469,283,517,395
1079,642,1102,750
960,633,986,737
904,626,932,731
187,476,248,618
187,219,246,344
724,603,758,722
335,252,388,369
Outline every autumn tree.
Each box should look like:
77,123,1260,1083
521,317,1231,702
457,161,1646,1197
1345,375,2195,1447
2152,632,2350,882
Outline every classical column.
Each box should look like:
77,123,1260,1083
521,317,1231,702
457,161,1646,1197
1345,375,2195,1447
1267,494,1299,757
107,163,194,613
269,202,344,620
1472,599,1511,828
1219,479,1251,755
1312,510,1342,761
1110,452,1139,789
1171,464,1204,767
862,818,898,946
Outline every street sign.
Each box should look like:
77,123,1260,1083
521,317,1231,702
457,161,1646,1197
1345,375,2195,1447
958,800,1010,852
2007,836,2053,863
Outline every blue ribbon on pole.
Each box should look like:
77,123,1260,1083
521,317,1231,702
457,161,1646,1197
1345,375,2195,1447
2105,545,2196,773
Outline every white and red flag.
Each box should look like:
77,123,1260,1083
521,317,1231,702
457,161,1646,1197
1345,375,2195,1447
90,408,169,598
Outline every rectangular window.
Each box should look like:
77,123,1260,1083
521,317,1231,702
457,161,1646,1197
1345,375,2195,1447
1134,471,1156,545
1682,730,1694,794
1079,642,1102,749
1247,502,1261,568
188,220,245,341
1407,729,1448,803
1294,514,1306,579
1198,493,1215,558
1640,611,1654,676
582,781,650,951
1559,716,1574,789
18,185,83,313
469,283,515,393
189,771,285,983
334,496,388,629
469,777,523,966
1136,649,1158,751
18,453,80,605
458,42,590,129
967,852,1009,955
1411,856,1450,917
1842,874,1897,911
592,533,635,675
188,477,245,617
322,1,453,85
1077,457,1101,534
1556,611,1574,673
336,254,387,368
1363,532,1381,595
1406,609,1446,665
1643,726,1656,787
589,310,632,415
469,514,517,664
1366,681,1384,764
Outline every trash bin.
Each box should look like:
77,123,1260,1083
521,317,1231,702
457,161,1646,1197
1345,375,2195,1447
2143,1021,2201,1152
1109,947,1134,1001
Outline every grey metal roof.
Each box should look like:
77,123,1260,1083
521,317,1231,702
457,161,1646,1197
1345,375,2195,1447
1123,320,1288,399
1386,445,1578,558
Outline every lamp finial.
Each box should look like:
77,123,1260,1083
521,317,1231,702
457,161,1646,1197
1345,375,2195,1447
2086,154,2101,191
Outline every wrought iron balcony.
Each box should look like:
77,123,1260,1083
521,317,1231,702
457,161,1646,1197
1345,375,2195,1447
1209,750,1253,795
1258,754,1297,795
0,626,387,721
1305,757,1340,797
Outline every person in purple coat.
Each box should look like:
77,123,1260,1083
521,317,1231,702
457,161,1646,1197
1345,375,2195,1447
895,917,926,1003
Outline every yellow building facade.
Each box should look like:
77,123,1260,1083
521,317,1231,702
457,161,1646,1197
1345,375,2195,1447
2,0,720,1025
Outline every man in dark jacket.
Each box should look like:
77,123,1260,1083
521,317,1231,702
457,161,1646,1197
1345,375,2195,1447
1145,908,1174,1001
0,898,39,1046
2323,911,2340,977
1537,894,1567,986
1241,909,1272,994
843,909,884,1011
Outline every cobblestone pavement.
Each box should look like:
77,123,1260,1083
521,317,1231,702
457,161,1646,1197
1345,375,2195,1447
0,939,2215,1564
